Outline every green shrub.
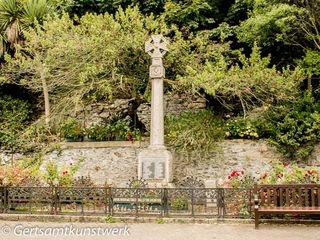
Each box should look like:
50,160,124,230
165,110,224,154
59,118,85,140
258,94,320,160
86,124,112,141
0,95,32,151
224,117,260,139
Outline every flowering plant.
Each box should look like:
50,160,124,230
225,118,259,139
59,118,85,140
127,129,141,143
226,170,255,188
44,160,80,187
259,161,320,184
0,165,33,186
225,160,320,188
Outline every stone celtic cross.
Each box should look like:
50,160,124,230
138,34,172,185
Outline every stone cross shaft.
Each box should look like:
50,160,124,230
145,35,168,149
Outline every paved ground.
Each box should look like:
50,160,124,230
0,221,319,240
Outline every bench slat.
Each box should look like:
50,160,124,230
273,187,277,207
280,188,283,207
299,188,302,207
311,187,315,207
292,188,296,208
305,189,309,207
261,188,265,207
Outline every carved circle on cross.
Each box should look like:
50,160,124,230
145,35,168,58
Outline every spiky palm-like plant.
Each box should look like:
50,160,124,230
0,0,51,56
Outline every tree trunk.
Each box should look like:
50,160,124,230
307,77,312,94
41,70,50,125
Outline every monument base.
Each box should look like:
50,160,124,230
138,147,173,185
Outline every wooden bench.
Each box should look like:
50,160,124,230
254,183,320,229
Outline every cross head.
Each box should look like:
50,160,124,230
145,35,168,59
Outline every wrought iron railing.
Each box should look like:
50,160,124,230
0,187,254,218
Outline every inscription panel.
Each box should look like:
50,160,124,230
141,156,166,179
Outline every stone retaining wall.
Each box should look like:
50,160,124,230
40,140,320,187
71,93,206,131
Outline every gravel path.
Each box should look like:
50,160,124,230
0,221,319,240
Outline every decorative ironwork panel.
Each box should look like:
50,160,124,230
110,188,162,216
176,176,205,188
7,187,53,214
223,188,253,218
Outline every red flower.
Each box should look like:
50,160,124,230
283,163,289,167
307,170,314,175
69,162,73,166
241,170,244,175
228,176,231,179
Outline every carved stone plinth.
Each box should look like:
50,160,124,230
138,148,173,185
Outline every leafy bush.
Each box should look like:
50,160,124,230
165,110,224,154
0,95,32,151
258,94,320,160
59,118,85,140
224,117,260,139
86,121,137,141
86,124,112,141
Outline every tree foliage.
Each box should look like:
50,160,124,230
2,7,221,121
179,44,304,116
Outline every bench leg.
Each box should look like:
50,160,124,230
255,211,259,229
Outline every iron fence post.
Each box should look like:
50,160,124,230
51,187,56,215
249,188,253,217
81,188,84,215
162,188,168,217
217,188,225,218
104,187,108,215
2,187,7,213
135,189,139,217
191,189,194,217
108,187,113,215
